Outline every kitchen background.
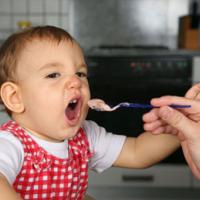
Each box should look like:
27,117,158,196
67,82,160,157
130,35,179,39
0,0,198,50
1,0,200,199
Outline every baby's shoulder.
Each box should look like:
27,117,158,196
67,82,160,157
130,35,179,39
83,120,107,134
0,130,24,154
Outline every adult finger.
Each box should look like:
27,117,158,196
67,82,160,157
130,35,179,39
185,82,200,100
158,106,198,140
143,120,164,132
142,109,159,122
150,96,199,115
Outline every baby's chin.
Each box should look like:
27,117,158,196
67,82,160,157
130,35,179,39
61,125,82,140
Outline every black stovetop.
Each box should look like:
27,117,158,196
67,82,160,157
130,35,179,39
85,45,200,57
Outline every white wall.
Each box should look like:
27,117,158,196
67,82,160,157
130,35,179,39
0,0,72,41
0,111,10,124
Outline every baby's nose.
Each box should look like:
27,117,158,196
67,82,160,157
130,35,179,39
66,75,81,89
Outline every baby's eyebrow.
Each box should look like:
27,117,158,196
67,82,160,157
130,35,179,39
79,64,88,69
39,62,63,71
39,62,88,72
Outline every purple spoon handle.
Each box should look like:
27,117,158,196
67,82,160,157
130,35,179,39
120,103,191,109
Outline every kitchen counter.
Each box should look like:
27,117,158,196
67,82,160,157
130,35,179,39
87,186,200,200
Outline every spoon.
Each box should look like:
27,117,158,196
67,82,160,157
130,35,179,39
87,98,191,112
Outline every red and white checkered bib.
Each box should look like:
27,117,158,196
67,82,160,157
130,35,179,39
1,120,93,200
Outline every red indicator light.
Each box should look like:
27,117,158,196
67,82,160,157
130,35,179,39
130,62,136,68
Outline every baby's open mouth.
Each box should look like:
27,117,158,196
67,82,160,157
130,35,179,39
65,99,81,122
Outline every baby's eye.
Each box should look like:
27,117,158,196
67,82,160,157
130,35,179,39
46,72,61,79
76,72,87,78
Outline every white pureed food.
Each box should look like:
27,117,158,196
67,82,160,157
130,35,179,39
87,99,113,111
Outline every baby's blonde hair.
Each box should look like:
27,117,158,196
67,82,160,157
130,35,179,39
0,26,74,113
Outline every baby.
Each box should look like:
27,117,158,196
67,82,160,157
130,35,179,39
0,26,179,199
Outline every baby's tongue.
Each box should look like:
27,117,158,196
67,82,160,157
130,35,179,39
65,107,76,120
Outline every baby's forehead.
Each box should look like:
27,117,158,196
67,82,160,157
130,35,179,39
17,38,83,67
25,37,72,47
20,38,77,57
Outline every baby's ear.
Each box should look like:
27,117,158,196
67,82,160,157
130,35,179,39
0,82,24,113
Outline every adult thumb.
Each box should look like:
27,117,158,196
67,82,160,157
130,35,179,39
158,106,196,139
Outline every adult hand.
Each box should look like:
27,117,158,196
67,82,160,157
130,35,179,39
143,83,200,179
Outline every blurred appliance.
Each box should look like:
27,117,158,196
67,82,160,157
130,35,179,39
178,1,200,50
86,46,200,164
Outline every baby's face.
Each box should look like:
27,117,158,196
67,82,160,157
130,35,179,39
14,38,90,142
